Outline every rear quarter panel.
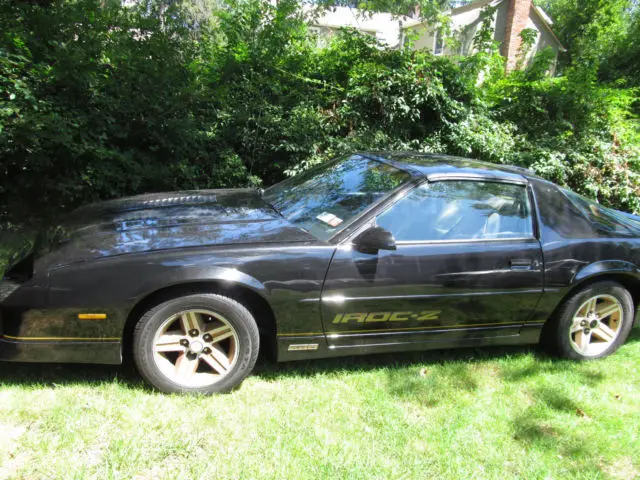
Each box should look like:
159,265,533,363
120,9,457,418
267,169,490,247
529,177,640,319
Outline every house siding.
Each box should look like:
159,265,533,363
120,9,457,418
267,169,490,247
308,0,563,72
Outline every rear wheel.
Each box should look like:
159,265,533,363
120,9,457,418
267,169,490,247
133,294,259,394
547,281,634,360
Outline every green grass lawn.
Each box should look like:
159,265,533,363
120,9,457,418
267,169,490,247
0,233,639,479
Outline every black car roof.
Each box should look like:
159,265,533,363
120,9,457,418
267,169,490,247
361,151,536,184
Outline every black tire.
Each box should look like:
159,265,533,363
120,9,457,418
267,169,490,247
133,293,260,394
545,281,634,360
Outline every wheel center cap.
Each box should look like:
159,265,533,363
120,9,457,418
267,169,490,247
589,320,598,329
190,341,204,353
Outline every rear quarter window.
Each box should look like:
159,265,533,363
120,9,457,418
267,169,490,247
529,178,595,240
561,189,637,237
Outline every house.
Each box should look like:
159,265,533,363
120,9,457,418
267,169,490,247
307,7,404,48
309,0,565,72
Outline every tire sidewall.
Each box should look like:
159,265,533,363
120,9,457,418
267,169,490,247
554,282,634,360
133,294,259,394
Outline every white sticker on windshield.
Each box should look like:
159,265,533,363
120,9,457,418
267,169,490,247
317,212,343,227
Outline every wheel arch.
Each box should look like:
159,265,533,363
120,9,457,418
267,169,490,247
552,263,640,327
539,267,640,356
121,281,277,364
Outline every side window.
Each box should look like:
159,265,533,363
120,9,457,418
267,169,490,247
376,181,534,242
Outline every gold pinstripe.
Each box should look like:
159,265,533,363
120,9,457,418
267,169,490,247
278,332,325,337
3,335,121,342
278,320,545,337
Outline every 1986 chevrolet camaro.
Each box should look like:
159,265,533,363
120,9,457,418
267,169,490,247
1,152,639,393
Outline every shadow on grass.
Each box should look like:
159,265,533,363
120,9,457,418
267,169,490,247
0,342,533,391
0,361,145,390
255,326,640,380
253,343,538,380
0,329,636,394
255,342,533,407
508,330,640,477
386,361,479,406
510,388,596,475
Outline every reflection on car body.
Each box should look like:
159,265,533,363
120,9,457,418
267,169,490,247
1,152,639,393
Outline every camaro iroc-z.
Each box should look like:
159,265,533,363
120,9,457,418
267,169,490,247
1,152,640,393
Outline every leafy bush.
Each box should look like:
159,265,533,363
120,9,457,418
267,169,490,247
0,0,638,225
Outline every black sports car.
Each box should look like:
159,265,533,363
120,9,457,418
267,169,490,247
1,152,639,393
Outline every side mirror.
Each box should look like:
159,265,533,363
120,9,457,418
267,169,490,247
352,226,397,254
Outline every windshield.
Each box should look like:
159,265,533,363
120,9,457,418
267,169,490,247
264,154,411,240
562,189,640,235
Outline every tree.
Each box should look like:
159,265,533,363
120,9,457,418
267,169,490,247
537,0,638,81
313,0,449,21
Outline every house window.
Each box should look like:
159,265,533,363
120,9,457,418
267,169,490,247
309,26,329,48
434,29,445,55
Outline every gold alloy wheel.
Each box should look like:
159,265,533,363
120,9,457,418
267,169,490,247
569,294,623,357
152,309,239,388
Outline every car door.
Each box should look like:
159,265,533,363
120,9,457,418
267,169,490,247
321,179,544,348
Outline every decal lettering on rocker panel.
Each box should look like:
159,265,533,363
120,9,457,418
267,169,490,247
332,311,442,324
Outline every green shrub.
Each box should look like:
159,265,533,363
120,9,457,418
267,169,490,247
0,0,638,225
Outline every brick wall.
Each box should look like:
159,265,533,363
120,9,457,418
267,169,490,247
502,0,533,71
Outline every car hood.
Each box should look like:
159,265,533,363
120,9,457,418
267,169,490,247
37,188,315,268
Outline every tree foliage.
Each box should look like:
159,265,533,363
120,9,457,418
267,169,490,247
314,0,448,20
0,0,638,224
537,0,640,82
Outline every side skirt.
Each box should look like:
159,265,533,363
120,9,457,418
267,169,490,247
0,337,122,365
276,325,543,362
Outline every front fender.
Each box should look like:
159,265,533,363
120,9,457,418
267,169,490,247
44,253,273,341
132,265,268,302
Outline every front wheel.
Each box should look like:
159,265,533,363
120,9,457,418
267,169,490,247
133,293,260,394
546,281,634,360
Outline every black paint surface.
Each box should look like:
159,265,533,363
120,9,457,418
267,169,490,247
1,152,639,365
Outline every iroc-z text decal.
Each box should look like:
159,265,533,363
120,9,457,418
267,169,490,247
332,311,442,324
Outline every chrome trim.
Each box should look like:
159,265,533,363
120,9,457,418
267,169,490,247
328,333,521,350
337,178,537,247
394,237,537,245
288,344,320,351
425,173,527,185
321,289,543,303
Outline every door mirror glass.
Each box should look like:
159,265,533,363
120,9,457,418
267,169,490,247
352,226,397,254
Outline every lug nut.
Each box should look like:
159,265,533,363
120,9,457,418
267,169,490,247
584,328,591,334
580,320,587,327
203,347,212,355
203,334,213,342
186,352,197,360
180,339,189,347
189,329,199,337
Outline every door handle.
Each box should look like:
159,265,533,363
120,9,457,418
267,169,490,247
510,259,533,270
